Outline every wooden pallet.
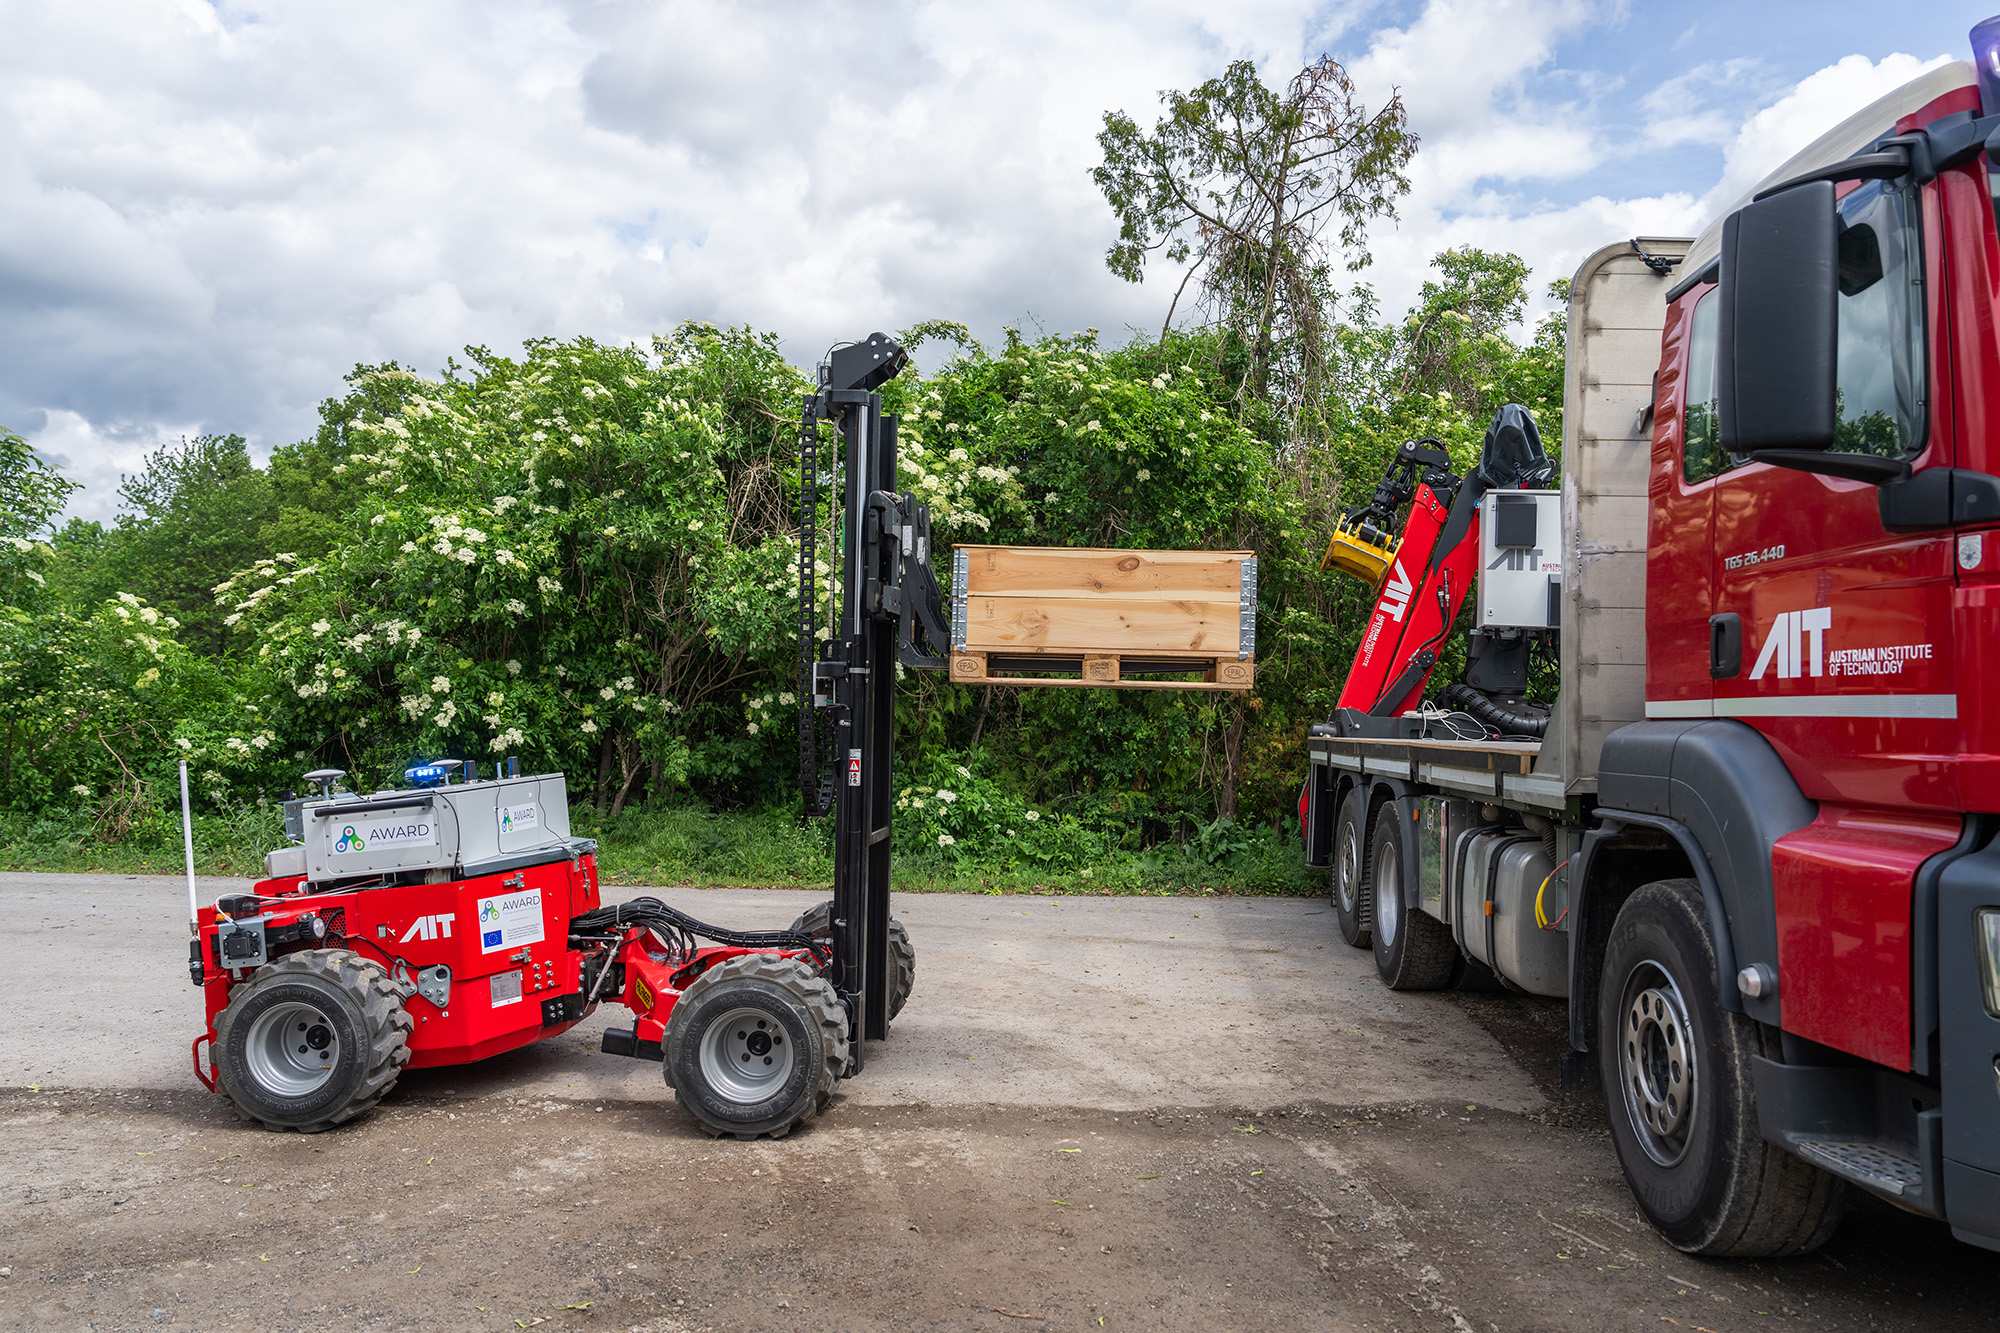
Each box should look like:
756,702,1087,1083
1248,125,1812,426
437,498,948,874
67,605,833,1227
949,545,1256,692
949,649,1255,692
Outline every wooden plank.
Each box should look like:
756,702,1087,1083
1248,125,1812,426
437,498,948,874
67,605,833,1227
964,675,1249,694
962,596,1241,654
1082,654,1120,683
949,651,987,683
1314,735,1540,775
957,545,1250,598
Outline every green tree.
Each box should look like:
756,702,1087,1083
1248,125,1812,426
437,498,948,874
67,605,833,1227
1093,56,1417,430
103,434,278,654
0,425,75,611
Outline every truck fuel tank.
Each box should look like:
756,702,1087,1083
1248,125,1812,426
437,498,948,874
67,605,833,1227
1452,826,1569,998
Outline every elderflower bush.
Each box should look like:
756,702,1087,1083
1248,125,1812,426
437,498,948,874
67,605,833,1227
226,326,818,801
0,592,268,809
889,753,1110,871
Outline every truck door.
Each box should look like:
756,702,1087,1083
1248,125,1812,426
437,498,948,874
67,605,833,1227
1708,178,1956,807
1644,287,1719,716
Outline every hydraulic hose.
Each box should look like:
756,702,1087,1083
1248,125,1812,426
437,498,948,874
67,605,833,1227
1442,683,1550,740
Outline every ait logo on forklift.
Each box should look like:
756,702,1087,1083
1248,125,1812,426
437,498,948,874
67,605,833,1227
399,913,455,943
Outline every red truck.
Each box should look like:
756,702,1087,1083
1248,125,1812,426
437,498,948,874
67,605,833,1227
1300,31,2000,1255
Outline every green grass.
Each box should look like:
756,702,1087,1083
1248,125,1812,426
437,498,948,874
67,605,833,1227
0,798,1322,898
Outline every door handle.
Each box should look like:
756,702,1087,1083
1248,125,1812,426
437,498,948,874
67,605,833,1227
1710,613,1742,678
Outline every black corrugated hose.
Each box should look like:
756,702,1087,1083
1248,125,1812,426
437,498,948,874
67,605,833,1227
1441,683,1551,740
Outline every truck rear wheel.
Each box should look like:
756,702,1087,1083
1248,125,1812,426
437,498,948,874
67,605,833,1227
1332,790,1373,949
212,949,413,1133
1598,879,1847,1256
789,899,915,1020
664,953,849,1140
1369,804,1456,990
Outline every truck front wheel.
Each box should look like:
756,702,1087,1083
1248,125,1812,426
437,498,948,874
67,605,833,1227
1332,791,1373,949
1598,879,1846,1256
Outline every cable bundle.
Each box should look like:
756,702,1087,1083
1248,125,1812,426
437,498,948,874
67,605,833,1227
567,896,824,963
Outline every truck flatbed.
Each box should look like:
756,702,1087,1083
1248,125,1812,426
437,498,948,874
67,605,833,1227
1305,731,1578,814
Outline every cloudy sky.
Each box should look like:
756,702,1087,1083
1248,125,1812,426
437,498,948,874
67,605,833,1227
0,0,1978,520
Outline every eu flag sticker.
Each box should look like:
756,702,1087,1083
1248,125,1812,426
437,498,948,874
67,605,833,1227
483,929,503,948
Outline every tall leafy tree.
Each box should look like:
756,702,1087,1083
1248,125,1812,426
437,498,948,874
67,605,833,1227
106,434,277,654
1093,56,1417,436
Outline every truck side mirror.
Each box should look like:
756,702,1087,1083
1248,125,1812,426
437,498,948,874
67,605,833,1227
1717,180,1839,459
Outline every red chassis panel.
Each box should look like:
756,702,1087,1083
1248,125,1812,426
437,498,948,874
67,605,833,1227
1771,805,1961,1071
199,850,603,1069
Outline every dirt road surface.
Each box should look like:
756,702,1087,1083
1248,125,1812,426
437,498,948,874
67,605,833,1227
0,872,1993,1332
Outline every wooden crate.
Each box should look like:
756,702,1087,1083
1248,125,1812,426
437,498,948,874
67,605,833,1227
948,545,1256,692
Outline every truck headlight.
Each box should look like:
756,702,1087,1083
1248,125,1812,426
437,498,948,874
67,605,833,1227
1980,908,2000,1019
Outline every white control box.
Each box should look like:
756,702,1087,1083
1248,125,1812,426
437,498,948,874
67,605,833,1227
1477,490,1564,629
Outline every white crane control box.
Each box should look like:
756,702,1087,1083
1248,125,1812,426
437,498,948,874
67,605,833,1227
1477,490,1564,630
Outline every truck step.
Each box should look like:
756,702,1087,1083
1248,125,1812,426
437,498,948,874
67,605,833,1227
1794,1137,1925,1195
949,649,1253,692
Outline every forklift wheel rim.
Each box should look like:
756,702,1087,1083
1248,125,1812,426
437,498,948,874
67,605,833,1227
698,1005,797,1105
243,1000,340,1098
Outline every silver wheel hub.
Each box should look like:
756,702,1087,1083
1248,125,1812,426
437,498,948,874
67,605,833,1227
1336,823,1360,912
244,1000,339,1098
1621,964,1697,1166
698,1006,796,1105
1374,840,1401,946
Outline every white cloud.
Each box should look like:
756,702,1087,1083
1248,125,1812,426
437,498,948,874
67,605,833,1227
1700,51,1957,214
0,0,1965,523
25,410,201,525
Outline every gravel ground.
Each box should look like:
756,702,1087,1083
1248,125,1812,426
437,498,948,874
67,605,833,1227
0,872,1992,1332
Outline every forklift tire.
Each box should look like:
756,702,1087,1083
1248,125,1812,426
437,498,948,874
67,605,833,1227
1331,790,1373,949
212,949,413,1133
788,899,915,1020
1369,804,1456,991
1598,879,1847,1256
664,953,849,1140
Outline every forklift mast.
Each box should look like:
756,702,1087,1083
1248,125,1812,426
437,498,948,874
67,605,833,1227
794,333,951,1066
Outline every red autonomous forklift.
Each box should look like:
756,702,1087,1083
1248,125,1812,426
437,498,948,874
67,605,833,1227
191,334,934,1140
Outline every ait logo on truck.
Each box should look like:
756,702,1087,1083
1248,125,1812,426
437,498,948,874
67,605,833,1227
1379,561,1415,623
1750,607,1833,680
399,913,455,943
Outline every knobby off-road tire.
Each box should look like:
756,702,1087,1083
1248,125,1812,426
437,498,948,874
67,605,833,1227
788,899,916,1020
1332,790,1373,949
213,949,413,1133
663,953,849,1140
1599,879,1847,1257
1369,803,1457,990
